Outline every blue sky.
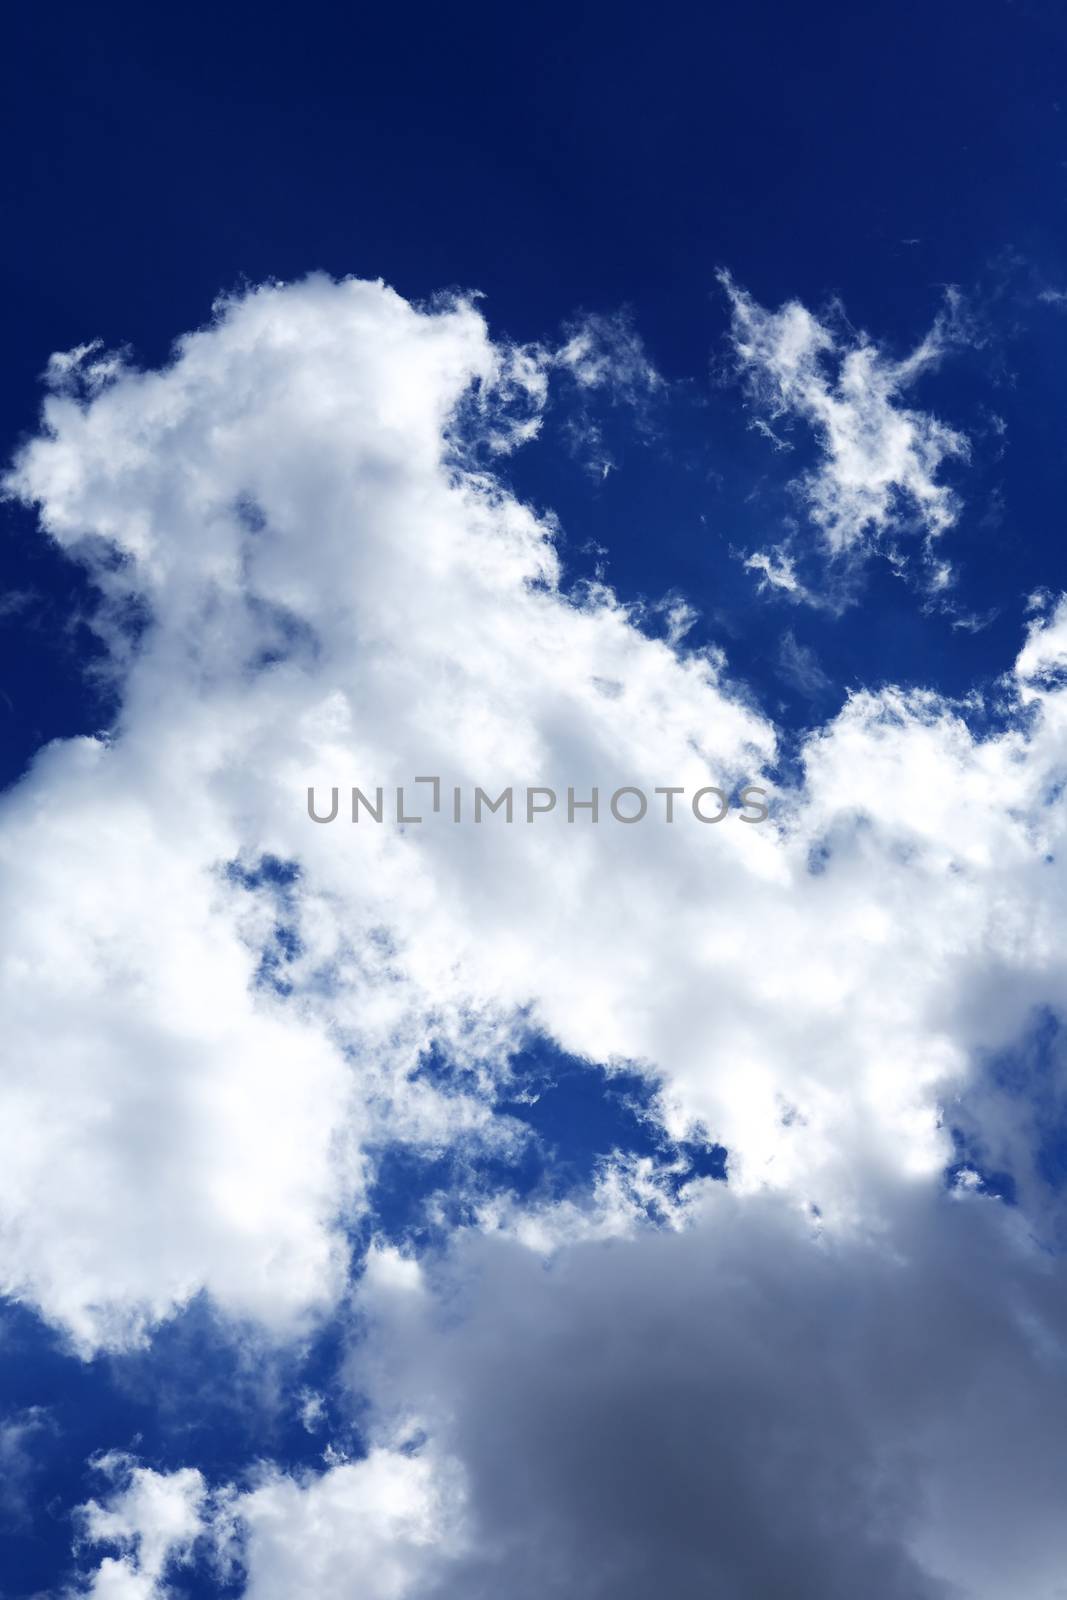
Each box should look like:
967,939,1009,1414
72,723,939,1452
5,4,1067,1598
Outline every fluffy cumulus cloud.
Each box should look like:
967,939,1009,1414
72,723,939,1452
1,273,776,1351
71,1445,464,1600
73,1456,209,1599
721,271,970,585
6,273,1067,1595
232,1447,467,1600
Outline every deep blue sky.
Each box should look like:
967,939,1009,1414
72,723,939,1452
3,4,1067,1592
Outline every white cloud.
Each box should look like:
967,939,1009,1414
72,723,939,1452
0,268,1062,1344
4,274,1067,1354
743,543,814,601
555,310,661,397
234,1449,466,1600
1016,592,1067,687
297,1388,326,1432
12,271,1067,1596
553,309,662,477
73,1456,208,1598
0,276,773,1349
0,740,361,1350
721,271,969,560
71,1446,464,1600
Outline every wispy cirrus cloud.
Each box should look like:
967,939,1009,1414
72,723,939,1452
720,271,970,591
553,308,663,478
